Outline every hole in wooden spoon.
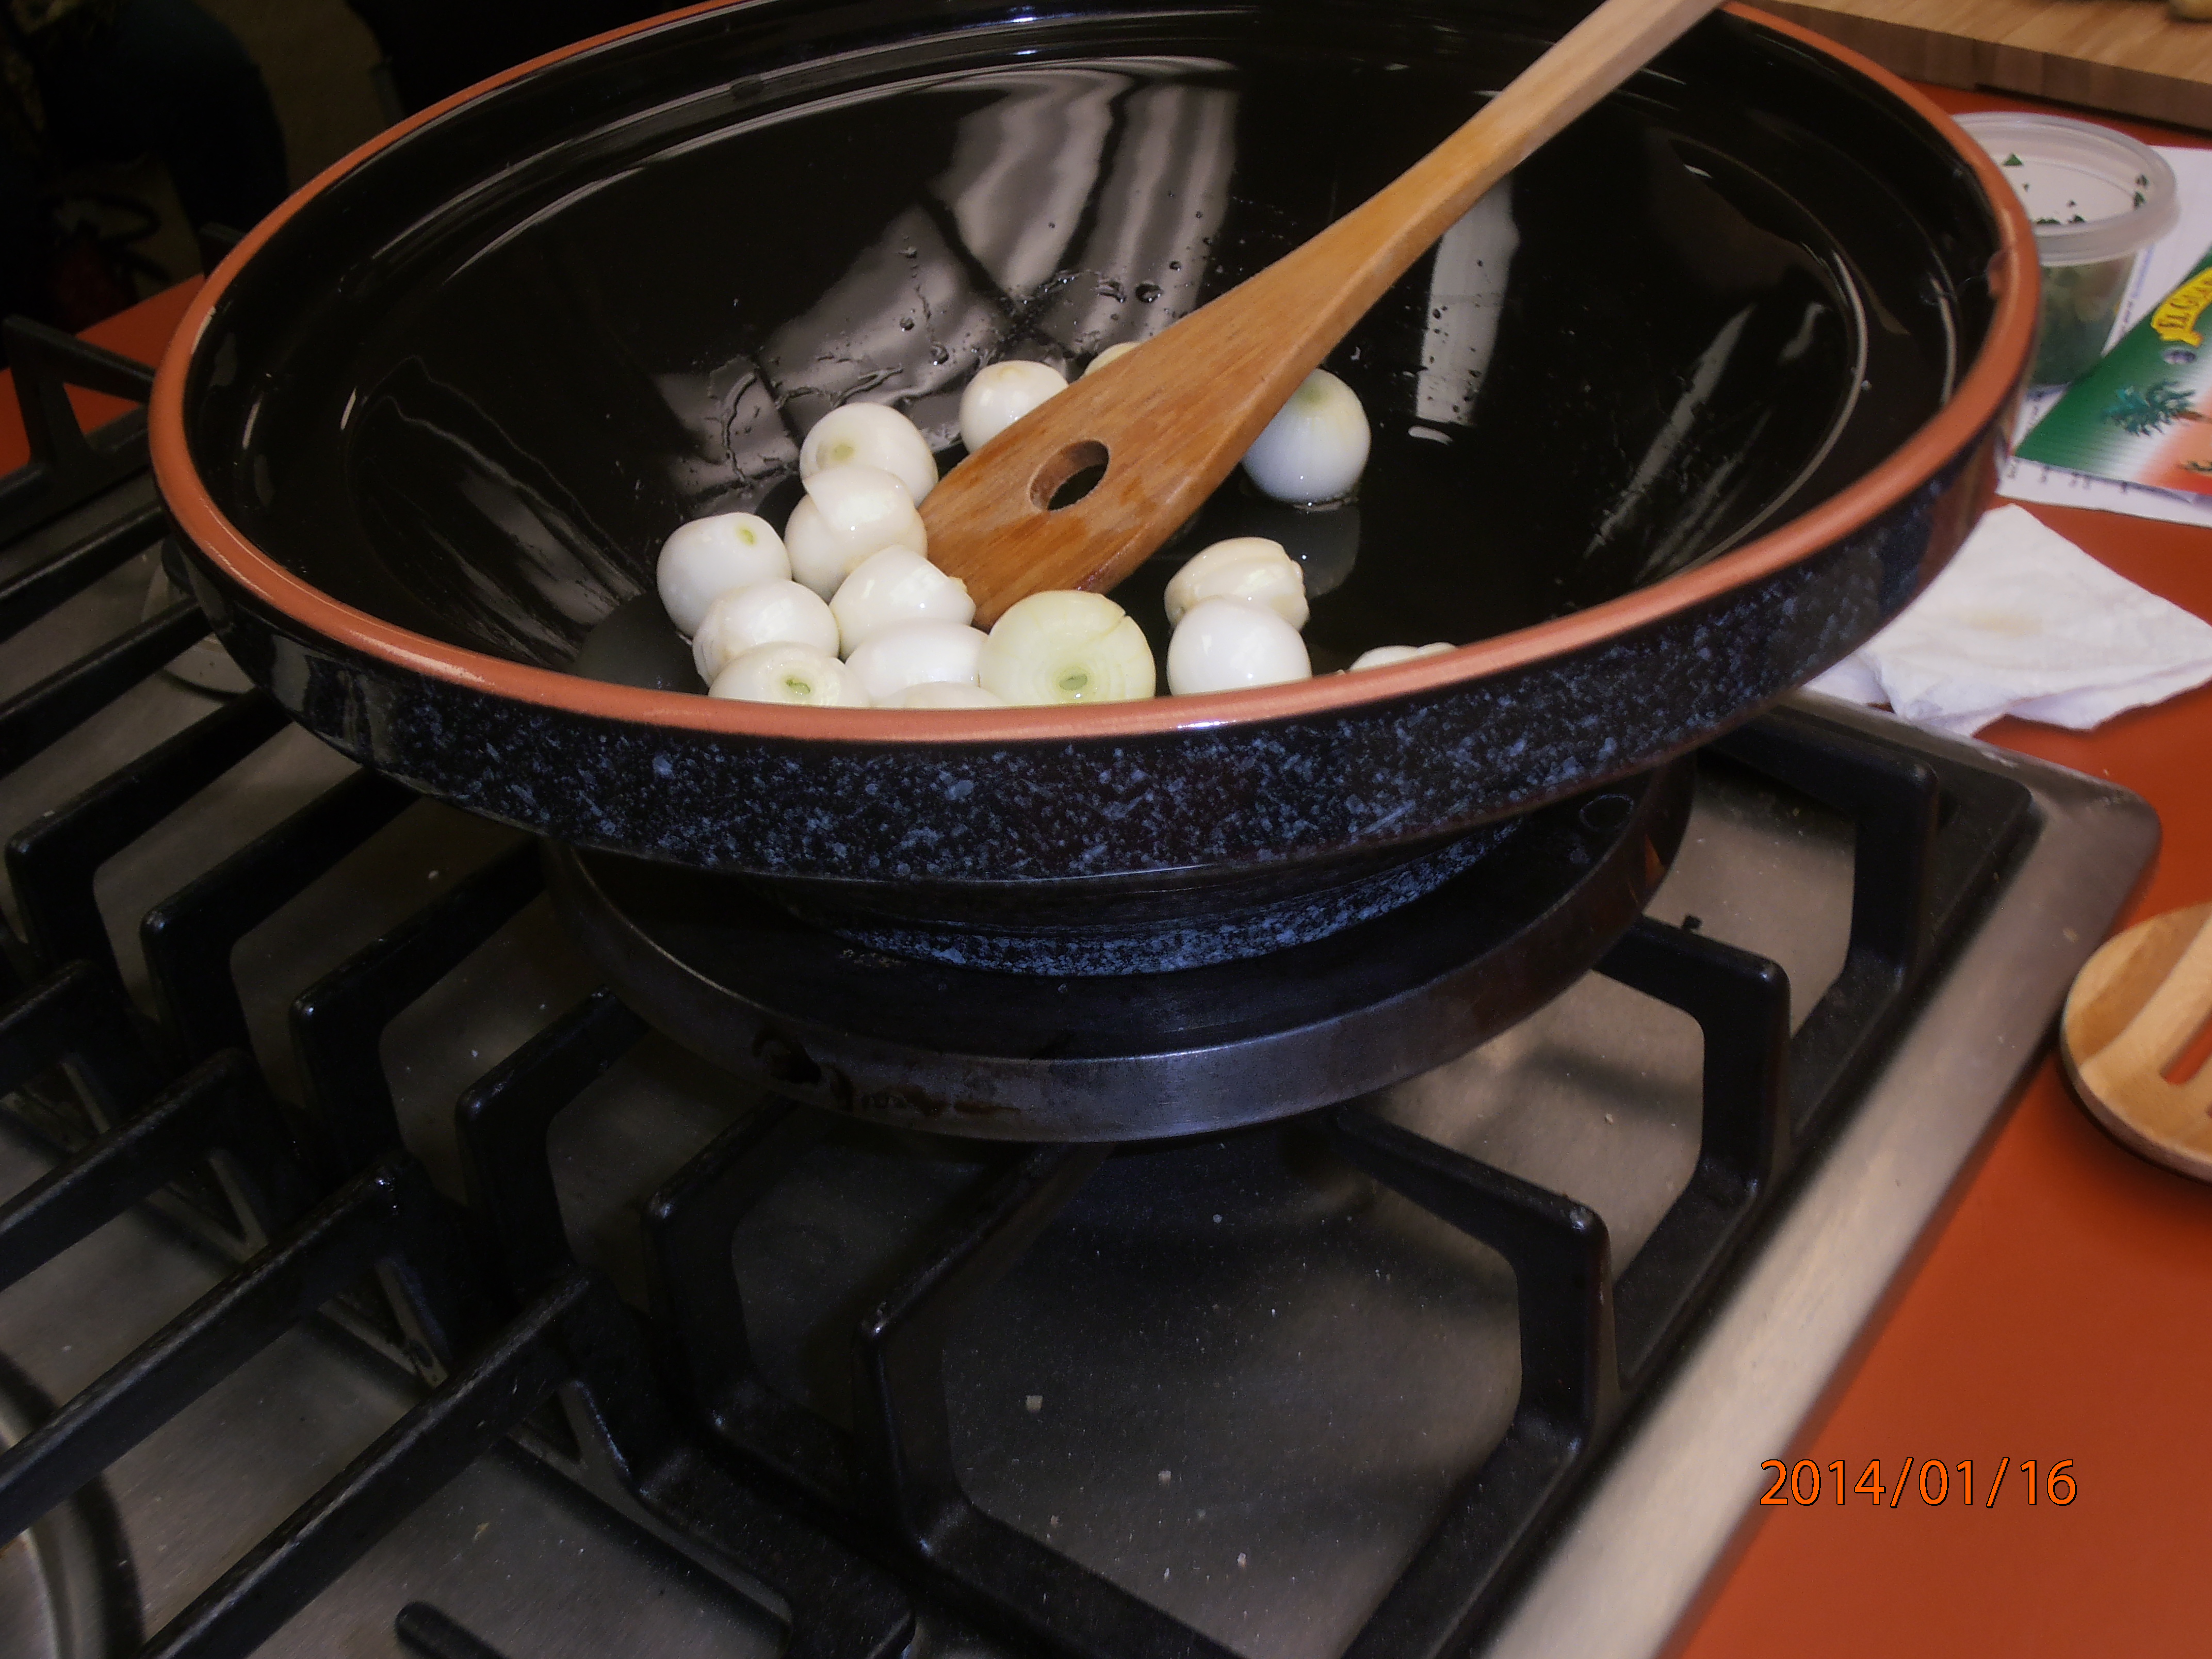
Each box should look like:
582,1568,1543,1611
1031,440,1110,511
2162,1005,2212,1087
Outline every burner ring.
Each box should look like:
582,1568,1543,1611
547,758,1694,1142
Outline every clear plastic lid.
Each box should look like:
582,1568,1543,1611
1957,112,2178,265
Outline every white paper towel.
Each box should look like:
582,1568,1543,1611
1803,505,2212,737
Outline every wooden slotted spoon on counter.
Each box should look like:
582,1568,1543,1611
921,0,1726,624
2061,900,2212,1181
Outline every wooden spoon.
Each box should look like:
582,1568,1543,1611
2060,900,2212,1181
921,0,1725,624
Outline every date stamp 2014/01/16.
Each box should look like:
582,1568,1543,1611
1759,1458,2076,1508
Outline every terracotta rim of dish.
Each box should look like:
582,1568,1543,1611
149,1,2037,745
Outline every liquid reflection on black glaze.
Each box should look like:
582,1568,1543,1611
733,66,1237,469
572,592,703,693
350,357,641,661
204,7,1973,680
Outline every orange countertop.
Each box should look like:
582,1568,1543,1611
6,84,2210,1654
0,278,201,467
1678,85,2212,1659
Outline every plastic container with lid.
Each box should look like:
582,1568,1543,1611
1959,112,2180,386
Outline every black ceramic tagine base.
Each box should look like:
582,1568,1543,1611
546,757,1695,1141
162,0,2027,894
746,818,1527,977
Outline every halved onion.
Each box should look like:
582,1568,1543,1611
799,403,938,505
786,463,929,598
977,591,1156,705
656,512,788,636
1163,537,1309,629
1165,597,1313,695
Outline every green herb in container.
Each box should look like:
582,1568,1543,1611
1958,113,2179,387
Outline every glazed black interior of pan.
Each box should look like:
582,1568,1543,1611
183,0,1995,680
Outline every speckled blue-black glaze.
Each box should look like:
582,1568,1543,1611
782,818,1520,974
184,432,1985,894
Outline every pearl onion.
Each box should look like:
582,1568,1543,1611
708,641,870,707
977,591,1156,705
655,513,788,637
1085,341,1140,376
1163,537,1309,630
847,621,989,701
1241,369,1371,503
785,464,928,598
799,403,938,505
958,360,1067,451
829,547,975,654
691,580,840,682
1349,642,1455,671
1165,597,1313,695
886,681,1008,709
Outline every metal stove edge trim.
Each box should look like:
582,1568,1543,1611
1482,693,2159,1659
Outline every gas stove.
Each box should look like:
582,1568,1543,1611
0,321,2158,1659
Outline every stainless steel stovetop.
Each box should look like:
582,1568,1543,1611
0,469,2158,1659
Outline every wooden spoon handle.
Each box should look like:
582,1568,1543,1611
922,0,1726,623
1274,0,1729,344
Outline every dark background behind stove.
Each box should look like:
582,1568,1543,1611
42,0,677,309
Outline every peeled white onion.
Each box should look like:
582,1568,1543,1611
655,513,788,637
958,359,1067,452
1163,537,1309,630
829,547,975,654
691,580,839,682
1241,368,1371,504
1349,642,1455,672
799,403,938,505
708,641,869,707
785,463,929,598
1166,597,1313,695
886,681,1009,709
977,591,1156,706
1085,341,1140,376
847,621,988,702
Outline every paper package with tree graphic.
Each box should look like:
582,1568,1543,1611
2016,243,2212,491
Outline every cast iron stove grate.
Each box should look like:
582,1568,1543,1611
0,329,2035,1659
